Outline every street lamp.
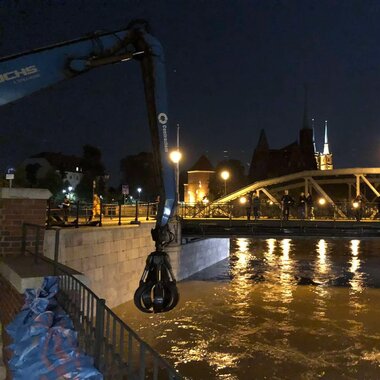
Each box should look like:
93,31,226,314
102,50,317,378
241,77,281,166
169,150,182,203
131,187,142,225
220,170,230,196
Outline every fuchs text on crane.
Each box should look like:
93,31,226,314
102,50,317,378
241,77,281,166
0,65,39,83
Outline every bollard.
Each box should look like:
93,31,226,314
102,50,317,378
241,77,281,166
99,198,103,227
118,203,122,226
146,202,150,220
94,298,106,368
130,200,140,225
76,200,80,228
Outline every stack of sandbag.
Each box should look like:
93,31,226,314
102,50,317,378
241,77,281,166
6,277,103,380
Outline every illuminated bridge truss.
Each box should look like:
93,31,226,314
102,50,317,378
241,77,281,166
183,168,380,220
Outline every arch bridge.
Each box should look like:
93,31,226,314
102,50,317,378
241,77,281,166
180,168,380,221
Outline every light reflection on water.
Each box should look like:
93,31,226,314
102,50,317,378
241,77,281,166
114,238,380,379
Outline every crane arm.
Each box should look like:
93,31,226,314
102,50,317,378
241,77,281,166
0,21,178,313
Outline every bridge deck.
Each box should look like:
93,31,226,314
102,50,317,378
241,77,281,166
181,218,380,238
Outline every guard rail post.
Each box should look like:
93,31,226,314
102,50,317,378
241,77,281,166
75,201,80,228
118,203,122,225
94,298,106,369
99,199,103,227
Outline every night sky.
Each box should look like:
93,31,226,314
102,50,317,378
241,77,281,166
1,0,380,185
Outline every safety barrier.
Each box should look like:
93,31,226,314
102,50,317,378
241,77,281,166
46,200,159,228
179,200,380,221
21,223,181,379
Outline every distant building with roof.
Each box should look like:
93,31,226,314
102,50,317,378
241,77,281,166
248,88,330,182
184,155,215,203
20,152,83,188
315,120,333,170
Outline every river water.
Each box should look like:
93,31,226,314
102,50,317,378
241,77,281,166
114,238,380,379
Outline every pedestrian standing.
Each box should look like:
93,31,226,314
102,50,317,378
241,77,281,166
298,192,307,219
61,196,70,222
306,193,314,219
246,192,252,221
253,191,260,220
281,190,294,221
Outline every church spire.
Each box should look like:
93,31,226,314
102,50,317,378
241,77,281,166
323,120,330,155
312,118,317,153
256,129,269,151
302,84,310,129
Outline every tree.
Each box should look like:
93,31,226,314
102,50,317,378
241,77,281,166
38,168,64,199
120,152,158,201
13,165,63,197
76,145,106,201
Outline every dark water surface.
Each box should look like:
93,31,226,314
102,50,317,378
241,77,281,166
114,238,380,379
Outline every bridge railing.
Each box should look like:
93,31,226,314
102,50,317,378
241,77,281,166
47,200,158,227
21,223,181,380
179,201,380,221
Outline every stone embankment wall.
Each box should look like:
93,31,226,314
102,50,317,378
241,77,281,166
0,188,51,256
44,223,229,308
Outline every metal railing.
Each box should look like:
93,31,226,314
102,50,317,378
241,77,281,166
21,223,182,380
47,200,159,228
179,200,380,221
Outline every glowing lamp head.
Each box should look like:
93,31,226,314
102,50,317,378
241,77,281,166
353,201,359,209
220,170,230,181
239,196,247,204
137,187,142,194
318,198,326,206
169,150,182,164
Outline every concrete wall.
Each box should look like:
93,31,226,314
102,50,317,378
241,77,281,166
167,238,230,281
44,223,229,308
0,188,51,255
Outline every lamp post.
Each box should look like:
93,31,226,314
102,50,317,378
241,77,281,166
131,187,142,225
220,170,230,196
169,150,182,203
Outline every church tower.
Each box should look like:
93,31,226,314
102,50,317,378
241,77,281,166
318,120,333,170
299,85,318,170
312,118,320,168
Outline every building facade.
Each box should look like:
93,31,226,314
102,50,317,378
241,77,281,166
184,155,215,203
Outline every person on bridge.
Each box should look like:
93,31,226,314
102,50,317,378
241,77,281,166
298,192,307,219
353,194,364,222
246,192,253,221
252,191,261,220
61,196,70,222
306,193,314,219
281,190,294,221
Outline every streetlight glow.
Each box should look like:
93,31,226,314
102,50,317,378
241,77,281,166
220,170,230,196
239,196,247,204
220,170,230,181
169,150,182,164
318,198,326,205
